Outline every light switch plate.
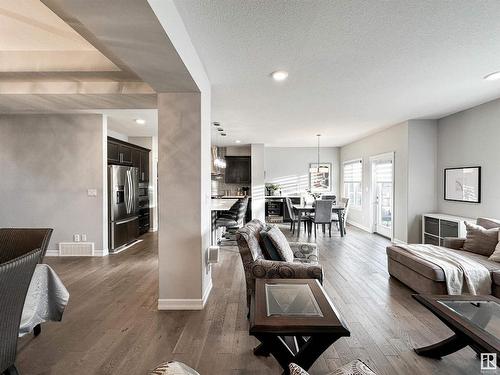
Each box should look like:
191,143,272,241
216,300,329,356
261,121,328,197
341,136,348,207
87,189,97,197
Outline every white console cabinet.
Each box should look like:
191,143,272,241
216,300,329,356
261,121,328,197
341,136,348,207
421,213,475,246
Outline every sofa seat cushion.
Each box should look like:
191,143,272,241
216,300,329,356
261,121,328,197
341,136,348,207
289,242,319,263
387,246,500,285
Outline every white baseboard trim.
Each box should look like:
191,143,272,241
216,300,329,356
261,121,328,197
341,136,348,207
346,220,372,233
45,250,59,257
45,248,109,257
157,279,213,311
391,238,407,245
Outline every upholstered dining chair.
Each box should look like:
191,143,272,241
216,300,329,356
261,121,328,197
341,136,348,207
332,197,350,235
285,197,308,234
0,228,53,263
0,248,43,375
306,199,334,237
320,194,336,203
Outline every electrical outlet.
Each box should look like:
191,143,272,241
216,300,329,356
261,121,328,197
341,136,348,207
87,189,97,197
81,234,87,242
74,234,80,242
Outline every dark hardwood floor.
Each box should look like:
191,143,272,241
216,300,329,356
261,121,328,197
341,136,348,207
16,226,486,374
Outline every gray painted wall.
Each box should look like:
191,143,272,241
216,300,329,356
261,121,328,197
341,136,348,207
437,98,500,219
340,122,409,242
0,114,106,251
264,147,340,196
407,120,438,243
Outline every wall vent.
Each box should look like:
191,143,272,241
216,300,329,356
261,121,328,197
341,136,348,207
58,242,95,256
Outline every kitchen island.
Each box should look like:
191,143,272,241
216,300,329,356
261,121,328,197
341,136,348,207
211,198,238,245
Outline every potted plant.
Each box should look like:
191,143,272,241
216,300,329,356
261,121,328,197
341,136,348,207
265,183,281,196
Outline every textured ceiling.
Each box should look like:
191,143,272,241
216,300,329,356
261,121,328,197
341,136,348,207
175,0,500,147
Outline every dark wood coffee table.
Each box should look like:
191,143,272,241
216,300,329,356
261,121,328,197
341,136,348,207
413,294,500,362
250,279,350,375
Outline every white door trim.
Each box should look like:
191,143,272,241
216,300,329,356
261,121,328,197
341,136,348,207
369,152,395,241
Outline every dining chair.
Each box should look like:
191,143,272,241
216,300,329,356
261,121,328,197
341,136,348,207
332,198,350,235
320,194,336,204
0,228,53,263
307,199,333,238
0,248,43,375
285,197,308,234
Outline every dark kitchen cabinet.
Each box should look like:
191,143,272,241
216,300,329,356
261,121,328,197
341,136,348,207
119,144,132,164
225,156,251,184
140,151,149,182
131,149,141,169
108,142,120,163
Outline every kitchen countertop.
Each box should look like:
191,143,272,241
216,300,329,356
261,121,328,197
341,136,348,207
211,198,238,211
212,195,251,199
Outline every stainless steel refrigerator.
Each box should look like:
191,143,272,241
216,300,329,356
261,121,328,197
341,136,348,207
108,165,139,251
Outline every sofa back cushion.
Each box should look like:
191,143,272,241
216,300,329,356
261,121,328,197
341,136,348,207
477,217,500,229
489,232,500,263
463,221,499,256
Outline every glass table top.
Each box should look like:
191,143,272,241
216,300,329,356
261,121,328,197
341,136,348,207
438,300,500,338
265,283,323,317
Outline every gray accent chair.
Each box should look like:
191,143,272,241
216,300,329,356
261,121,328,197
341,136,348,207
1,248,44,375
0,228,53,263
236,220,323,309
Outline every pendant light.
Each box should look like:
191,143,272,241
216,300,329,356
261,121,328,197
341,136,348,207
316,134,321,172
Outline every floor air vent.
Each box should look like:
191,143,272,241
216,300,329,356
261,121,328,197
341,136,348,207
58,242,95,256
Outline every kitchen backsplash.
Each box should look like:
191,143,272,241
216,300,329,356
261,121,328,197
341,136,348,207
211,179,250,196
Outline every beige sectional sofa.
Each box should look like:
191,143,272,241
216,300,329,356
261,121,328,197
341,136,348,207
386,217,500,297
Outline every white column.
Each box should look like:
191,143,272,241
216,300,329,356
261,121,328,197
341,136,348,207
251,144,265,222
157,92,212,310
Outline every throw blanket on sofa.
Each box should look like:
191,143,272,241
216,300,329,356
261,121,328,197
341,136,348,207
395,244,491,295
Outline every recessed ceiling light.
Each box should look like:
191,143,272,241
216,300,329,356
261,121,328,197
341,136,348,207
235,140,241,144
213,122,221,127
135,118,146,125
484,71,500,81
271,70,288,81
221,133,227,136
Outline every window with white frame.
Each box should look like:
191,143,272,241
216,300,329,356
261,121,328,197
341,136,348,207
343,159,362,209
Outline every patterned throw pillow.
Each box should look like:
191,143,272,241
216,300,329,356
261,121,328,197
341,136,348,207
463,222,500,256
149,361,200,375
266,225,294,262
289,363,310,375
488,232,500,262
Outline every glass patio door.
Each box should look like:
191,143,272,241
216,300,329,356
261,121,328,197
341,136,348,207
372,157,393,238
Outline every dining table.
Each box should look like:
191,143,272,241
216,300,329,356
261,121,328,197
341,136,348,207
292,204,346,238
